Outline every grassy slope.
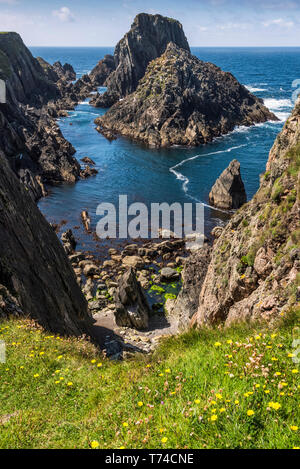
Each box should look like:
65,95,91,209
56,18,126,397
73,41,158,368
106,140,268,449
0,313,299,449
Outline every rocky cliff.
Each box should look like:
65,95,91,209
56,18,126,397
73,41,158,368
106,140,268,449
95,43,277,147
92,13,190,107
0,32,81,199
174,98,299,327
0,149,92,336
89,54,115,86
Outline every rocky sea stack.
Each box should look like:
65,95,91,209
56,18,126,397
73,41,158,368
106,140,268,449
92,13,190,107
95,42,278,147
209,159,247,210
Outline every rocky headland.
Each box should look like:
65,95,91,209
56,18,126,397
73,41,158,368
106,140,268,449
95,42,277,147
0,32,98,200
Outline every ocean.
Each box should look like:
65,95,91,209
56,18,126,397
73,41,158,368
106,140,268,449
30,46,300,254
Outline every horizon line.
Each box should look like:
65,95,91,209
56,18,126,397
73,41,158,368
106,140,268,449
29,45,300,48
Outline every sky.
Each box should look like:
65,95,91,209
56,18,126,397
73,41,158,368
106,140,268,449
0,0,300,47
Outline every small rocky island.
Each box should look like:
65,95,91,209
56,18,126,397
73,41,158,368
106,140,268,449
209,159,247,210
94,19,277,147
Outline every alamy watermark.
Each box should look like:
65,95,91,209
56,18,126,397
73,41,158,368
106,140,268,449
292,327,300,364
0,79,6,104
292,79,300,103
96,195,205,248
0,340,6,364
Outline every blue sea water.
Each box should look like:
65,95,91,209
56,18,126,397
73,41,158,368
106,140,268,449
30,46,300,253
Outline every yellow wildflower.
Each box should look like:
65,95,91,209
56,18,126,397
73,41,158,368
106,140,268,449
91,441,100,449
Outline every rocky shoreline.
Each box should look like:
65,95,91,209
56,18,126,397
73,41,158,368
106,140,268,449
60,225,203,356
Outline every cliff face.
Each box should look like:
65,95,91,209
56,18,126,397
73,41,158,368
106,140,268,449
93,14,190,106
0,149,92,336
180,99,300,327
96,43,277,147
89,54,115,86
0,32,81,199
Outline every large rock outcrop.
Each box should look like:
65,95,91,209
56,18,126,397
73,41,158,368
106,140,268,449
89,54,115,86
114,268,150,330
185,98,300,327
0,149,92,336
209,160,247,210
92,13,190,107
0,32,84,199
95,43,277,147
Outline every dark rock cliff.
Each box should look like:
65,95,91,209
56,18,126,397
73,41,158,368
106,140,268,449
0,32,81,199
89,54,115,86
173,98,300,328
93,13,190,107
95,43,277,147
0,149,92,336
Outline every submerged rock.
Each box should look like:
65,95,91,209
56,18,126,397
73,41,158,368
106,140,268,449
114,268,150,330
96,43,277,147
160,267,180,282
209,160,247,210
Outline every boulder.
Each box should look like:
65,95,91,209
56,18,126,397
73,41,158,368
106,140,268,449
209,160,247,210
114,268,150,329
122,256,144,269
81,157,96,165
160,267,180,282
83,264,99,277
61,229,77,255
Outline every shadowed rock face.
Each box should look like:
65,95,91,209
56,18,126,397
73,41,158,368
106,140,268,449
0,149,92,336
95,43,278,147
93,13,190,106
209,160,247,210
89,54,115,86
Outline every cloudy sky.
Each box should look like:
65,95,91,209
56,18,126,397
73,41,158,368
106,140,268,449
0,0,299,46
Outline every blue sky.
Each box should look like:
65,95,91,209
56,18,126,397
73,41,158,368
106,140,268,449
0,0,299,46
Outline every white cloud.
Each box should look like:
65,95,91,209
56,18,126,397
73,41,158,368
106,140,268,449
52,6,75,23
262,18,294,27
218,22,249,30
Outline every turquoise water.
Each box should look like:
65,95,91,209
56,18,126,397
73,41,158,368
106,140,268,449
31,47,300,253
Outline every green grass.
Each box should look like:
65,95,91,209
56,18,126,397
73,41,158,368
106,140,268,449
0,312,299,449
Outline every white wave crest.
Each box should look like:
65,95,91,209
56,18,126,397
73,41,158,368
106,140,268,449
264,98,292,110
169,143,248,211
245,85,267,93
